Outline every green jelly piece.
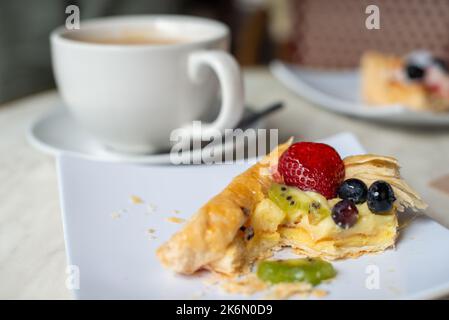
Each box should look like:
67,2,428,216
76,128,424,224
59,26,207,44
257,258,336,286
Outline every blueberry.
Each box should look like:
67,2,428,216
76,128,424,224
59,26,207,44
331,200,358,229
337,178,368,204
433,57,449,72
367,181,396,214
405,64,425,80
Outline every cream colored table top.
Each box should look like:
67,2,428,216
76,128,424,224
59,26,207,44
1,68,448,299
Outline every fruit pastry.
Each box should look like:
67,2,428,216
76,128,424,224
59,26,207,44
361,50,449,111
157,140,427,276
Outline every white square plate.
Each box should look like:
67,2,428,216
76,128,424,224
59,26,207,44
57,132,449,299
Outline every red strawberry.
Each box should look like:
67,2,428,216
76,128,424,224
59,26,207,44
277,142,345,199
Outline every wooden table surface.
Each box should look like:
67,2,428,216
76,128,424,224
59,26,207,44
0,68,448,299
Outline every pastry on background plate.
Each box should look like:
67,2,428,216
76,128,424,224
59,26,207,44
157,139,426,276
362,50,449,112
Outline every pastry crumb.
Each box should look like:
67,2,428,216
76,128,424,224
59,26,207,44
111,212,121,219
146,203,157,214
147,229,157,240
166,217,186,224
311,289,328,298
202,273,328,299
387,285,402,294
130,195,144,204
203,274,221,287
190,291,205,300
218,274,267,296
264,282,313,300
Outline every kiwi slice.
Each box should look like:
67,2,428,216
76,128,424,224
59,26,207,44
305,191,331,225
268,184,311,224
257,258,336,285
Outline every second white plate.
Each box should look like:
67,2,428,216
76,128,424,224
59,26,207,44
270,60,449,126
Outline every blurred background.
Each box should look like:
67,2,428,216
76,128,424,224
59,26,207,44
1,0,449,104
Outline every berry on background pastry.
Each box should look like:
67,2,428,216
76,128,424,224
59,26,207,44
361,50,449,112
157,140,427,276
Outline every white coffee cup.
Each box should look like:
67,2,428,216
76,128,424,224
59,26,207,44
51,15,244,154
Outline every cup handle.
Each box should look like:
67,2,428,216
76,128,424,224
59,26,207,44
185,50,244,140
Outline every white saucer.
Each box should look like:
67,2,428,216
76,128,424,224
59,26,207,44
27,108,264,164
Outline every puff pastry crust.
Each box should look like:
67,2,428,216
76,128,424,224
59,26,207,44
156,140,292,274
